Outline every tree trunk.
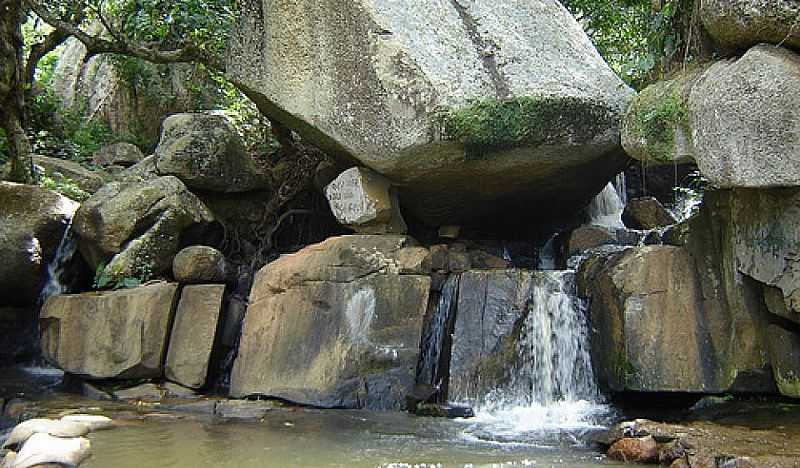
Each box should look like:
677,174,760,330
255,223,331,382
0,0,35,184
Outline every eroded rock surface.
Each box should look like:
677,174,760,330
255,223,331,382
230,235,430,409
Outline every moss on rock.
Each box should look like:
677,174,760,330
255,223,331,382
441,96,618,157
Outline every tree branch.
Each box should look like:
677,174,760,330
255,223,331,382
24,27,69,89
24,0,225,72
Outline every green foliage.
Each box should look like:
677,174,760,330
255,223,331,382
636,89,687,160
213,70,279,158
92,262,143,290
104,0,237,58
441,96,613,154
0,129,8,166
562,0,690,89
38,172,91,201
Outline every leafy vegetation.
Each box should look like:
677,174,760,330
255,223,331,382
38,172,91,201
92,262,143,290
562,0,697,89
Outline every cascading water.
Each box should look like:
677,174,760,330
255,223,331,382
38,221,80,304
417,275,460,399
586,173,626,228
465,271,611,439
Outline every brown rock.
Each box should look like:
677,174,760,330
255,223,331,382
429,245,449,271
172,246,227,284
623,196,676,229
165,284,225,389
607,436,658,463
397,247,431,275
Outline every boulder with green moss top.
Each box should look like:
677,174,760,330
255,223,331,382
621,68,702,166
227,0,633,227
624,45,800,188
154,113,268,193
700,0,800,52
72,176,217,280
33,155,108,193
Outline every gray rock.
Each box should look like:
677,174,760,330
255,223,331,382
728,188,800,317
160,399,217,414
227,0,633,227
701,0,800,52
688,45,800,187
0,183,78,307
60,415,114,431
765,324,800,398
2,419,88,450
40,282,179,379
622,197,676,229
154,113,267,193
764,286,800,325
324,167,407,234
113,383,164,401
214,400,277,419
93,142,144,168
165,284,225,389
567,225,642,257
72,176,216,279
33,155,108,193
161,382,199,399
450,270,530,400
116,155,158,183
79,382,113,401
172,246,228,284
230,235,430,409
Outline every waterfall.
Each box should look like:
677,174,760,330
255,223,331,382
586,173,626,228
38,221,80,304
417,275,460,400
537,235,558,270
504,271,598,406
670,188,704,222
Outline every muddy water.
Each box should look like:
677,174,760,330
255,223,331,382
82,410,621,468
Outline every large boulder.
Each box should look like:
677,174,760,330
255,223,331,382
728,188,800,317
688,45,800,187
0,183,78,307
227,0,633,227
72,176,216,280
700,0,800,52
623,44,800,188
578,244,771,393
40,282,179,379
622,197,676,230
165,284,225,389
172,246,228,284
230,235,430,409
154,113,267,193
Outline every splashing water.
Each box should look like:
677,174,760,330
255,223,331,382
39,221,79,304
461,271,613,441
670,188,704,222
586,173,627,228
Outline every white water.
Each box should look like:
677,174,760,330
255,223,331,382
670,188,703,222
464,272,612,439
586,174,626,228
38,221,79,304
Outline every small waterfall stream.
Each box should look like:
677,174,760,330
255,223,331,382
586,173,626,228
417,275,460,398
38,222,80,304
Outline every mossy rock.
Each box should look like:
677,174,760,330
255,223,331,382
621,67,707,166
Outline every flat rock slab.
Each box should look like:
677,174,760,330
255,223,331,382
165,284,225,389
40,283,179,379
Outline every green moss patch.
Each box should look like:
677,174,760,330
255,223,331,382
440,96,615,157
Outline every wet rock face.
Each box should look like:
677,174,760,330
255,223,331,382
579,246,740,393
72,176,216,279
230,235,430,410
622,197,676,230
729,188,800,318
40,282,179,379
700,0,800,52
154,113,267,193
227,0,632,227
0,183,78,308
